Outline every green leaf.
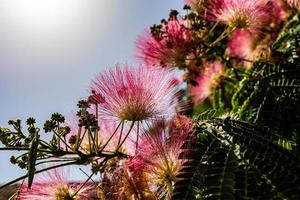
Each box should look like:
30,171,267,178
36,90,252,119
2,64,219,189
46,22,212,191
27,133,40,188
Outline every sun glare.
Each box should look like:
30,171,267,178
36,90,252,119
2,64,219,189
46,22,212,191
0,0,111,69
2,0,83,32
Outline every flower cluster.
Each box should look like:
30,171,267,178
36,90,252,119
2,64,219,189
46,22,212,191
97,116,193,199
287,0,300,9
136,17,192,68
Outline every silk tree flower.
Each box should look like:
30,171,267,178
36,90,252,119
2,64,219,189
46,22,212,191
189,61,225,104
208,0,270,33
169,115,193,137
90,64,179,122
136,18,191,68
132,118,192,199
287,0,300,9
97,162,156,200
269,0,288,27
227,29,274,67
227,29,255,67
19,168,94,200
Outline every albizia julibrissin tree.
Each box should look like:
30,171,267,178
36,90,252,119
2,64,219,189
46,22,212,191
1,0,300,199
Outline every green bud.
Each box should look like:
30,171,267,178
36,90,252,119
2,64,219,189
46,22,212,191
44,120,57,133
10,156,17,164
26,117,36,125
183,5,191,10
28,126,36,134
169,9,179,18
51,113,65,123
68,135,77,145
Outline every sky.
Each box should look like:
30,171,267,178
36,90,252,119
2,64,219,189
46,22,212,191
0,0,182,183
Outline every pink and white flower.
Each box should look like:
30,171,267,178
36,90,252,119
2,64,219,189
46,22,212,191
208,0,270,33
286,0,300,9
131,118,192,199
189,61,225,104
98,161,156,199
19,168,94,200
91,64,179,122
227,29,255,66
136,18,191,68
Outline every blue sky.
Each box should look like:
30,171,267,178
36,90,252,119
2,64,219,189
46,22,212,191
0,0,182,182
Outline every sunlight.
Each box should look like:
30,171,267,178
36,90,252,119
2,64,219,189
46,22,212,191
0,0,111,69
2,0,83,31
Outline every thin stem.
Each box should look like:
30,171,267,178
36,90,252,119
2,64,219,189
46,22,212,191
210,26,235,47
79,168,96,184
36,158,75,166
72,171,95,197
203,21,219,40
63,135,68,152
87,129,92,153
0,161,78,190
135,121,140,153
117,120,125,147
53,130,72,150
56,124,60,150
77,129,87,151
100,120,122,152
75,126,82,151
95,104,99,153
116,121,135,151
87,127,97,153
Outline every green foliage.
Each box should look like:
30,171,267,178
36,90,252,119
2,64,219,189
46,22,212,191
172,12,300,200
232,60,300,138
173,117,300,200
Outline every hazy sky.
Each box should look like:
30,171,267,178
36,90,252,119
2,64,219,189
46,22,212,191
0,0,182,182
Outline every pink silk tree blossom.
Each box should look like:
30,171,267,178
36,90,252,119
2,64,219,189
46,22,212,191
208,0,270,33
130,117,192,199
227,29,255,66
18,168,94,200
287,0,300,9
189,61,225,104
136,18,191,68
90,64,179,122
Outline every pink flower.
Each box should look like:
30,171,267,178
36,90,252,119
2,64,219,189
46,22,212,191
227,29,275,67
269,0,288,27
91,64,179,122
132,118,191,199
227,29,255,63
169,115,193,137
97,162,156,199
189,61,225,104
97,117,192,199
286,0,300,9
136,18,191,68
208,0,270,33
19,168,94,200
